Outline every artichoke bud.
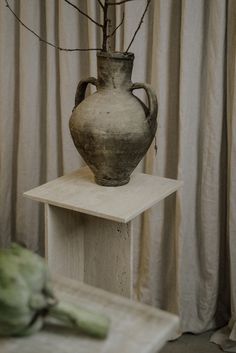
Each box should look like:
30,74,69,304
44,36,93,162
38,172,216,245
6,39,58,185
0,244,109,338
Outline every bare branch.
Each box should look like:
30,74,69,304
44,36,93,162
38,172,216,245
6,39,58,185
108,11,124,37
96,0,105,8
6,0,149,54
64,0,103,28
5,0,101,52
107,0,135,5
125,0,151,52
102,0,110,51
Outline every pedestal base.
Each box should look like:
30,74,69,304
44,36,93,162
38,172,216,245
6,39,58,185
45,204,133,297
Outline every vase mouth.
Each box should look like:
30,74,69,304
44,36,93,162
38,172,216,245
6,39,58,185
97,51,134,61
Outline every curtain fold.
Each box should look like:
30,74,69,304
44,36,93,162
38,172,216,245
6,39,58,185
211,0,236,351
0,1,235,351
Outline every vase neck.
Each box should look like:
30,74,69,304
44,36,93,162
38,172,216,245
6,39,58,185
97,52,134,90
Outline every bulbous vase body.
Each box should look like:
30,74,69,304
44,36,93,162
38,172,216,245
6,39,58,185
69,52,158,186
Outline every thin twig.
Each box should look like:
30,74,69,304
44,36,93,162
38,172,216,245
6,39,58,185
102,0,109,51
5,0,101,52
96,0,105,8
125,0,151,52
64,0,103,27
107,0,135,5
108,11,124,37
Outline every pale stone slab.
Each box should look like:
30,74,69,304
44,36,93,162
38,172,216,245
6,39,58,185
24,167,183,223
0,276,179,353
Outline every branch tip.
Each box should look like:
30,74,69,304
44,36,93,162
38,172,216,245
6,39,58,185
64,0,103,28
125,0,151,52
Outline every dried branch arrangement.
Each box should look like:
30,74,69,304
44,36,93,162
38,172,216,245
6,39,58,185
5,0,151,53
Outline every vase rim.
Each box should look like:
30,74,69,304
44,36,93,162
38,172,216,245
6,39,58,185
97,51,134,60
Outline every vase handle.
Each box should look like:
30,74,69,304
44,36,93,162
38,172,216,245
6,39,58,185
131,82,158,128
73,77,98,111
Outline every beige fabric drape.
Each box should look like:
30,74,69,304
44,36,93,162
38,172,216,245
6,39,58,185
0,0,235,350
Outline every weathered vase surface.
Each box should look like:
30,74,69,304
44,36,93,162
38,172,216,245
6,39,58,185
69,51,158,186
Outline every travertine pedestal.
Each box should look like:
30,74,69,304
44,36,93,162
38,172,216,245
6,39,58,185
24,167,182,298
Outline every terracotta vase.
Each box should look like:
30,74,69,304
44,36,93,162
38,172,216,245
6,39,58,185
69,51,158,186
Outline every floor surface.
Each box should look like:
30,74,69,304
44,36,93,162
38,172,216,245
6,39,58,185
160,331,223,353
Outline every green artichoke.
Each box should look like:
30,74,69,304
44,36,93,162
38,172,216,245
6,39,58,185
0,243,109,338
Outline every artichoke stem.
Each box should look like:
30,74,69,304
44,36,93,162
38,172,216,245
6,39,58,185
49,301,109,339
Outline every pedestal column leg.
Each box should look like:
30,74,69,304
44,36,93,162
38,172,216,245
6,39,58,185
45,204,85,281
83,215,133,298
45,204,133,298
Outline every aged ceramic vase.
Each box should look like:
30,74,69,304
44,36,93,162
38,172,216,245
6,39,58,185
69,51,158,186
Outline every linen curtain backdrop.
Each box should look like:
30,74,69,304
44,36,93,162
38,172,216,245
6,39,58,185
0,0,235,350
